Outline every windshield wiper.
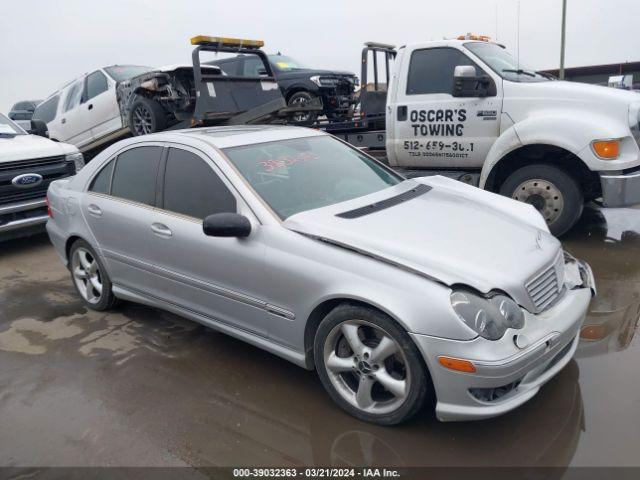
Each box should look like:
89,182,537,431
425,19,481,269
535,70,556,80
502,68,536,77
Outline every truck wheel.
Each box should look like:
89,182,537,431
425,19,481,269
288,91,318,125
499,164,583,237
129,97,168,136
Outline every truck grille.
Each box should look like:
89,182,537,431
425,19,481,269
526,252,565,312
0,155,74,206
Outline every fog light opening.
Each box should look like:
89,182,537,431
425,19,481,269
469,380,521,402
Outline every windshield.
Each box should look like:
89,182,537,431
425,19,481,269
223,135,402,219
0,113,25,135
105,65,154,82
268,55,306,72
464,42,550,83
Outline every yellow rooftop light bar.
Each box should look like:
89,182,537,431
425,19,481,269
457,33,492,42
190,35,264,48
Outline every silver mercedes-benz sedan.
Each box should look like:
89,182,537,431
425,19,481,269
46,126,595,425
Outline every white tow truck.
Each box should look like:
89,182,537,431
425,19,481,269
329,35,640,236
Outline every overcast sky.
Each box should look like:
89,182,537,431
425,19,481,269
1,0,639,113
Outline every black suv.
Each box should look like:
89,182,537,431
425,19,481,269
208,54,358,124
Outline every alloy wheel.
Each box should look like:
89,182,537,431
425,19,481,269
71,247,103,305
132,104,153,135
323,320,410,415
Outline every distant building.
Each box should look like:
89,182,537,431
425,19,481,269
541,61,640,89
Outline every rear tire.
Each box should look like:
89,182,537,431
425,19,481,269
69,239,117,311
314,304,430,425
129,97,168,136
499,164,583,237
287,91,318,125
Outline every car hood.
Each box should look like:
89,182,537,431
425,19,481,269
283,176,561,311
0,134,76,163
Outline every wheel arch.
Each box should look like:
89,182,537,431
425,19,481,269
483,143,602,201
64,234,84,263
303,296,418,370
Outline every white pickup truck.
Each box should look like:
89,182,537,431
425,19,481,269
0,113,83,241
334,36,640,236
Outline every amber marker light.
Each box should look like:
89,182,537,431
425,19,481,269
438,356,477,373
591,139,620,159
580,324,606,340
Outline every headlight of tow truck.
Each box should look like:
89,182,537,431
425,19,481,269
66,152,85,173
450,289,525,340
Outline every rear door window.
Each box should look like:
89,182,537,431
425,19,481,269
110,146,162,206
162,147,236,219
85,71,108,101
33,96,59,123
63,80,84,112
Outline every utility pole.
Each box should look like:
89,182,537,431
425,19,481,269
560,0,567,79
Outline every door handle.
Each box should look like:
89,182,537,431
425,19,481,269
397,105,407,121
88,104,93,110
61,118,66,124
87,204,102,217
150,222,173,238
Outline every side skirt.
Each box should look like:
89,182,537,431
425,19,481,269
112,284,310,370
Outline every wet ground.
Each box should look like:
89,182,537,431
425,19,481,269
0,204,639,468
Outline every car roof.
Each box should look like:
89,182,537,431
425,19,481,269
142,125,326,149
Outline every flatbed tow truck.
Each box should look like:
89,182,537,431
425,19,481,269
121,34,640,236
316,35,640,236
116,36,322,136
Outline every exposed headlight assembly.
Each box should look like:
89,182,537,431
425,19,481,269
66,152,85,173
310,75,339,87
450,289,525,340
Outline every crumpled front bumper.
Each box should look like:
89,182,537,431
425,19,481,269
411,270,594,422
600,168,640,207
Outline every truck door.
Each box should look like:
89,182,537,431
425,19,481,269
390,46,502,169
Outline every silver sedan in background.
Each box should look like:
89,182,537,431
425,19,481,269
46,126,595,424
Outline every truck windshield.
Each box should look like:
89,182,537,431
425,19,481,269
223,135,402,219
0,113,26,135
464,42,550,83
105,65,154,82
268,55,306,72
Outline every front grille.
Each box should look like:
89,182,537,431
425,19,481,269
526,253,564,312
0,155,74,206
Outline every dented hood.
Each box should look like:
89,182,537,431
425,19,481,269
283,176,562,311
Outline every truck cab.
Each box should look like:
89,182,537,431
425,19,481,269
385,36,640,236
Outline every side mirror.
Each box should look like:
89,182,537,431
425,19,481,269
203,213,252,238
452,65,493,98
29,119,49,138
257,68,268,76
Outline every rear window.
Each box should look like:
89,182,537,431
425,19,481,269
104,65,153,82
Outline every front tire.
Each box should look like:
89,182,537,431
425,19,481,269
69,239,117,311
499,164,583,237
314,304,430,425
129,97,168,136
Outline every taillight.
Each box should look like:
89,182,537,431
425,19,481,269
45,195,53,218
